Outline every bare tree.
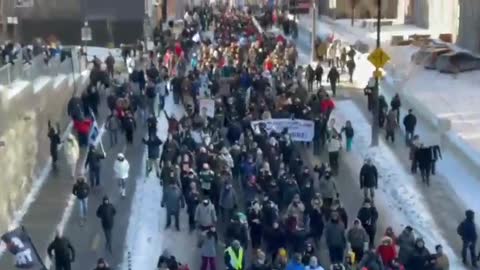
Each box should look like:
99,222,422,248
350,0,360,26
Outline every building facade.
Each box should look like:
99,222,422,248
1,0,185,45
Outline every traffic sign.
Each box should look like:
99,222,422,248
368,48,390,69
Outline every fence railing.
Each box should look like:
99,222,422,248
0,47,87,86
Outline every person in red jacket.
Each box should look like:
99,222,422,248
73,118,92,147
320,95,335,119
377,236,396,267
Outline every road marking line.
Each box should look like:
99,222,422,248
91,233,100,250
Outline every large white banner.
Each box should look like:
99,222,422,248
251,118,314,142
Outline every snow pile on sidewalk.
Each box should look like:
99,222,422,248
121,94,185,270
331,100,466,269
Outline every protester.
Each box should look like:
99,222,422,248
72,176,90,226
96,196,116,253
113,153,130,197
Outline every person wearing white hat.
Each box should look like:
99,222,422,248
113,153,130,197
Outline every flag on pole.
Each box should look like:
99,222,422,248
1,226,47,270
88,109,105,155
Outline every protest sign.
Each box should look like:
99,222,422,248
199,98,215,118
251,118,314,142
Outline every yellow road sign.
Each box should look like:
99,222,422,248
368,48,391,69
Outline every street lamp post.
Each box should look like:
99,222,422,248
81,21,92,54
311,0,316,62
371,0,381,146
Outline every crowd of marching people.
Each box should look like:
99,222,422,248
38,3,462,270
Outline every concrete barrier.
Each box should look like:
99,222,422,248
0,68,90,234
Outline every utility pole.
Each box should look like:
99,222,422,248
371,0,381,146
310,0,316,62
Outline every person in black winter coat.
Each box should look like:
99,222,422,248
72,177,90,225
264,222,286,262
309,197,324,248
47,233,75,270
96,196,116,253
315,64,323,87
305,64,315,92
123,111,136,144
416,145,433,186
142,134,163,179
359,158,378,200
327,66,340,97
357,199,378,248
390,93,402,124
457,209,478,267
406,238,432,270
403,109,417,145
147,113,158,138
48,120,61,168
85,146,105,187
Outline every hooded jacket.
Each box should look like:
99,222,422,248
457,210,477,242
96,198,116,229
113,159,130,179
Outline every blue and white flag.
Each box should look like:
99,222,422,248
88,116,99,146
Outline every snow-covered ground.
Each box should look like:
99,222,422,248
331,100,466,269
120,91,187,270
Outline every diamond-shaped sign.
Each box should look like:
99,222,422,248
368,48,391,69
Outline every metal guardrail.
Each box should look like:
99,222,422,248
0,48,86,86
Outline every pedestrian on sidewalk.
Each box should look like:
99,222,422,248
161,180,184,231
341,120,354,152
85,145,105,187
96,196,116,253
64,133,80,179
386,109,398,143
359,158,378,200
72,176,90,225
47,232,75,270
327,66,340,97
357,199,378,248
457,209,478,267
48,120,61,169
403,109,417,145
113,153,130,197
94,258,111,270
391,93,402,124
